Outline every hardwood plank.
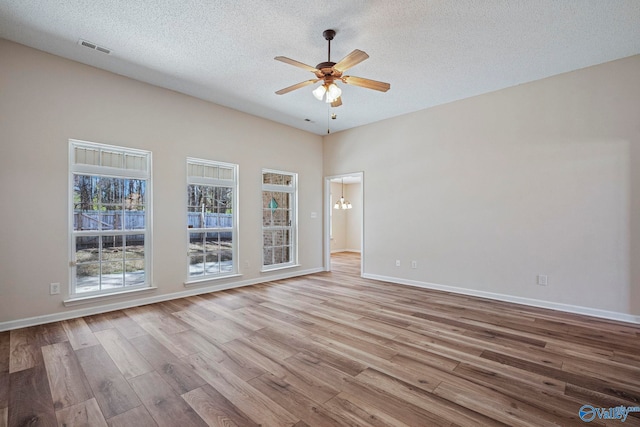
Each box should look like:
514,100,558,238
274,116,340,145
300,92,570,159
75,344,140,418
355,368,506,427
247,373,344,427
41,341,92,410
0,333,9,374
433,380,562,427
128,371,206,427
135,321,191,359
185,352,298,426
323,392,410,427
182,385,259,427
83,313,115,333
105,405,157,427
125,306,190,335
0,407,6,427
481,349,640,405
8,364,57,427
174,330,266,381
62,318,99,350
55,398,108,427
94,329,152,379
105,311,148,340
256,327,368,378
129,334,206,394
9,327,42,373
0,372,7,412
232,338,340,404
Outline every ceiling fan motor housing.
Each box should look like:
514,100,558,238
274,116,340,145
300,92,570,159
323,29,336,40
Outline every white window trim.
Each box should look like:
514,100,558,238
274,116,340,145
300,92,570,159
185,157,239,283
68,139,153,298
261,168,298,272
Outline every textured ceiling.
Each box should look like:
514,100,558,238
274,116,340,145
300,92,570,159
1,1,639,135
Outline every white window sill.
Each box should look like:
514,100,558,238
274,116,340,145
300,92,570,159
184,273,242,287
260,263,301,273
64,286,158,307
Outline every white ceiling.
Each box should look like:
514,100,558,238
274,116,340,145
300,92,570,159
1,1,639,135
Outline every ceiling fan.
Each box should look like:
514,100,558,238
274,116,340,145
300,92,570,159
275,29,390,107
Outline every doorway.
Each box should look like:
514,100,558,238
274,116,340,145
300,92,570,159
324,172,363,275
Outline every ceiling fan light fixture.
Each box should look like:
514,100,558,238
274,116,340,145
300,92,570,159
312,84,326,100
325,83,342,103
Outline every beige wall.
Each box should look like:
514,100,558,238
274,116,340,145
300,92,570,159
324,55,640,317
1,37,638,326
0,39,324,324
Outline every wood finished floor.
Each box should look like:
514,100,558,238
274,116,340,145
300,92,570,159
1,252,640,427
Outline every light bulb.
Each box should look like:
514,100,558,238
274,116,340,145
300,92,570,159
312,85,326,101
325,83,342,103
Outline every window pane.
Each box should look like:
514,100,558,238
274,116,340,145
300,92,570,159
99,177,123,204
205,232,221,252
101,150,124,168
101,205,122,230
263,172,292,186
125,179,146,209
125,262,145,286
263,209,272,227
124,235,145,260
74,175,99,230
75,236,100,263
263,231,273,247
219,167,234,180
101,235,124,261
75,147,99,166
76,264,100,293
124,209,145,230
189,233,205,257
189,256,204,277
263,247,273,266
101,261,124,290
204,252,220,275
220,250,233,272
124,153,147,172
273,209,285,226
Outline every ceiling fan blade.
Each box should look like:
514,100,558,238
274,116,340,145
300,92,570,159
342,75,390,92
275,79,320,95
274,56,319,72
333,49,369,72
330,97,343,108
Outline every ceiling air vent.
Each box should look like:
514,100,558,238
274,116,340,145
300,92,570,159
78,39,111,55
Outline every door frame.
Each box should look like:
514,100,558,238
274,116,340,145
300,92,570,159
324,172,364,276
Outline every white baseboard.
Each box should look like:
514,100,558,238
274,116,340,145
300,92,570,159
362,273,640,325
0,267,323,332
331,249,361,253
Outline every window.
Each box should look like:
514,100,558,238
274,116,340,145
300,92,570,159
69,140,151,296
262,170,297,269
187,158,238,280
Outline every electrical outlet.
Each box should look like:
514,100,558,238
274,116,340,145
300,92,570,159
537,275,548,286
50,282,60,295
395,260,401,267
411,261,417,269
